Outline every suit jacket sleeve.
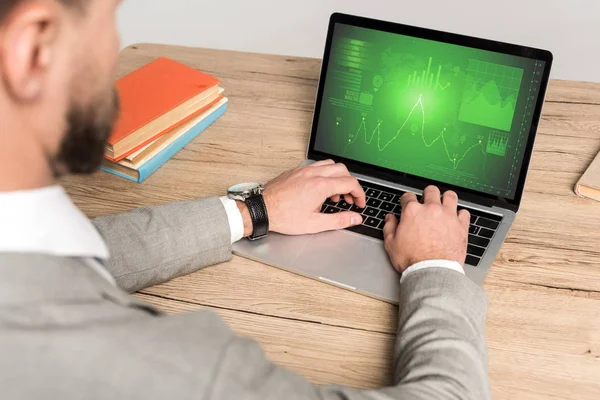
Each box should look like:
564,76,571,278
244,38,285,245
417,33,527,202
205,268,491,400
92,197,232,293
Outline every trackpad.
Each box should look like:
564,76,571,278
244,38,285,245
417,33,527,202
292,230,400,303
232,232,313,267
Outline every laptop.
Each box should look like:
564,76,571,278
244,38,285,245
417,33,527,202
233,13,553,303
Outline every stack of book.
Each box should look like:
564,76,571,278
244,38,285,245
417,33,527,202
102,57,228,182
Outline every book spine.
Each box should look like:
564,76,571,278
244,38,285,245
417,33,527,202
137,102,228,183
100,166,140,182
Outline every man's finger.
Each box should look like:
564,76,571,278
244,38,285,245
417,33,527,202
326,176,366,208
331,195,341,203
343,194,355,205
423,186,441,205
400,192,418,209
308,159,335,168
458,209,471,228
311,211,362,233
442,190,459,212
382,213,398,243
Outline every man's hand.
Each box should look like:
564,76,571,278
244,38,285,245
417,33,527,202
383,186,470,273
238,160,366,236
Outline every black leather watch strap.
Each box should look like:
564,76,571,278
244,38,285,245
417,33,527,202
246,194,269,240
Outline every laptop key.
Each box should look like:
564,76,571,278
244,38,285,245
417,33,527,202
466,207,503,222
323,206,340,214
346,224,383,241
470,214,478,224
467,244,485,257
363,207,379,217
364,217,381,228
366,198,382,208
350,204,365,213
337,200,351,210
469,225,481,235
477,217,500,230
320,204,327,213
391,194,403,204
468,234,490,248
479,228,494,239
379,192,394,202
377,210,390,220
393,205,402,214
365,189,381,198
380,201,395,212
325,198,338,206
465,254,481,267
378,219,387,229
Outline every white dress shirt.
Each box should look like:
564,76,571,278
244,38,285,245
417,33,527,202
0,186,116,285
0,187,463,286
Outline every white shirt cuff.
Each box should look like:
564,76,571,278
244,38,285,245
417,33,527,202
400,260,465,284
219,196,244,244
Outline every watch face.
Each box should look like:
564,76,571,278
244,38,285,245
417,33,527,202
228,182,264,201
229,182,261,194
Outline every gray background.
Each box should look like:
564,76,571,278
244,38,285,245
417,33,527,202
117,0,599,82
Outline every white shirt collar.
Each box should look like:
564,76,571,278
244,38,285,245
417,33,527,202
0,185,109,260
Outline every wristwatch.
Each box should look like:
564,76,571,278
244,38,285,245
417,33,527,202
227,182,269,241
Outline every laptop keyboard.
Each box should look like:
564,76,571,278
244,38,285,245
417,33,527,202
320,180,502,267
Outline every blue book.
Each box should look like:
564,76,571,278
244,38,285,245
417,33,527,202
102,100,228,183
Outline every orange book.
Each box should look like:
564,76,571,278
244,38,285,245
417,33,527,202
122,89,225,168
106,57,220,162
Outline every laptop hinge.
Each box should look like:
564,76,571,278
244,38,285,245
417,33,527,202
457,191,495,208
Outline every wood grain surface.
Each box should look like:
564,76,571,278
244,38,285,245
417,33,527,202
60,43,600,399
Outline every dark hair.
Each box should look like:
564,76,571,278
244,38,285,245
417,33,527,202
0,0,81,23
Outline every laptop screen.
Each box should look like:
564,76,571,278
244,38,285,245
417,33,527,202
312,22,549,201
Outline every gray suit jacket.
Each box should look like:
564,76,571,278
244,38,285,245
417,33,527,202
0,197,491,399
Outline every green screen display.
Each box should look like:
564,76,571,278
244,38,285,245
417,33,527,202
314,24,546,199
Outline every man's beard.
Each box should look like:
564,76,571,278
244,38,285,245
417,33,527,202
52,89,119,176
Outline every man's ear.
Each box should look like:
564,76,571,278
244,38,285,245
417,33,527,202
0,1,60,102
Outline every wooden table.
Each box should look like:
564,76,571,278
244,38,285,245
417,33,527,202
61,44,600,399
